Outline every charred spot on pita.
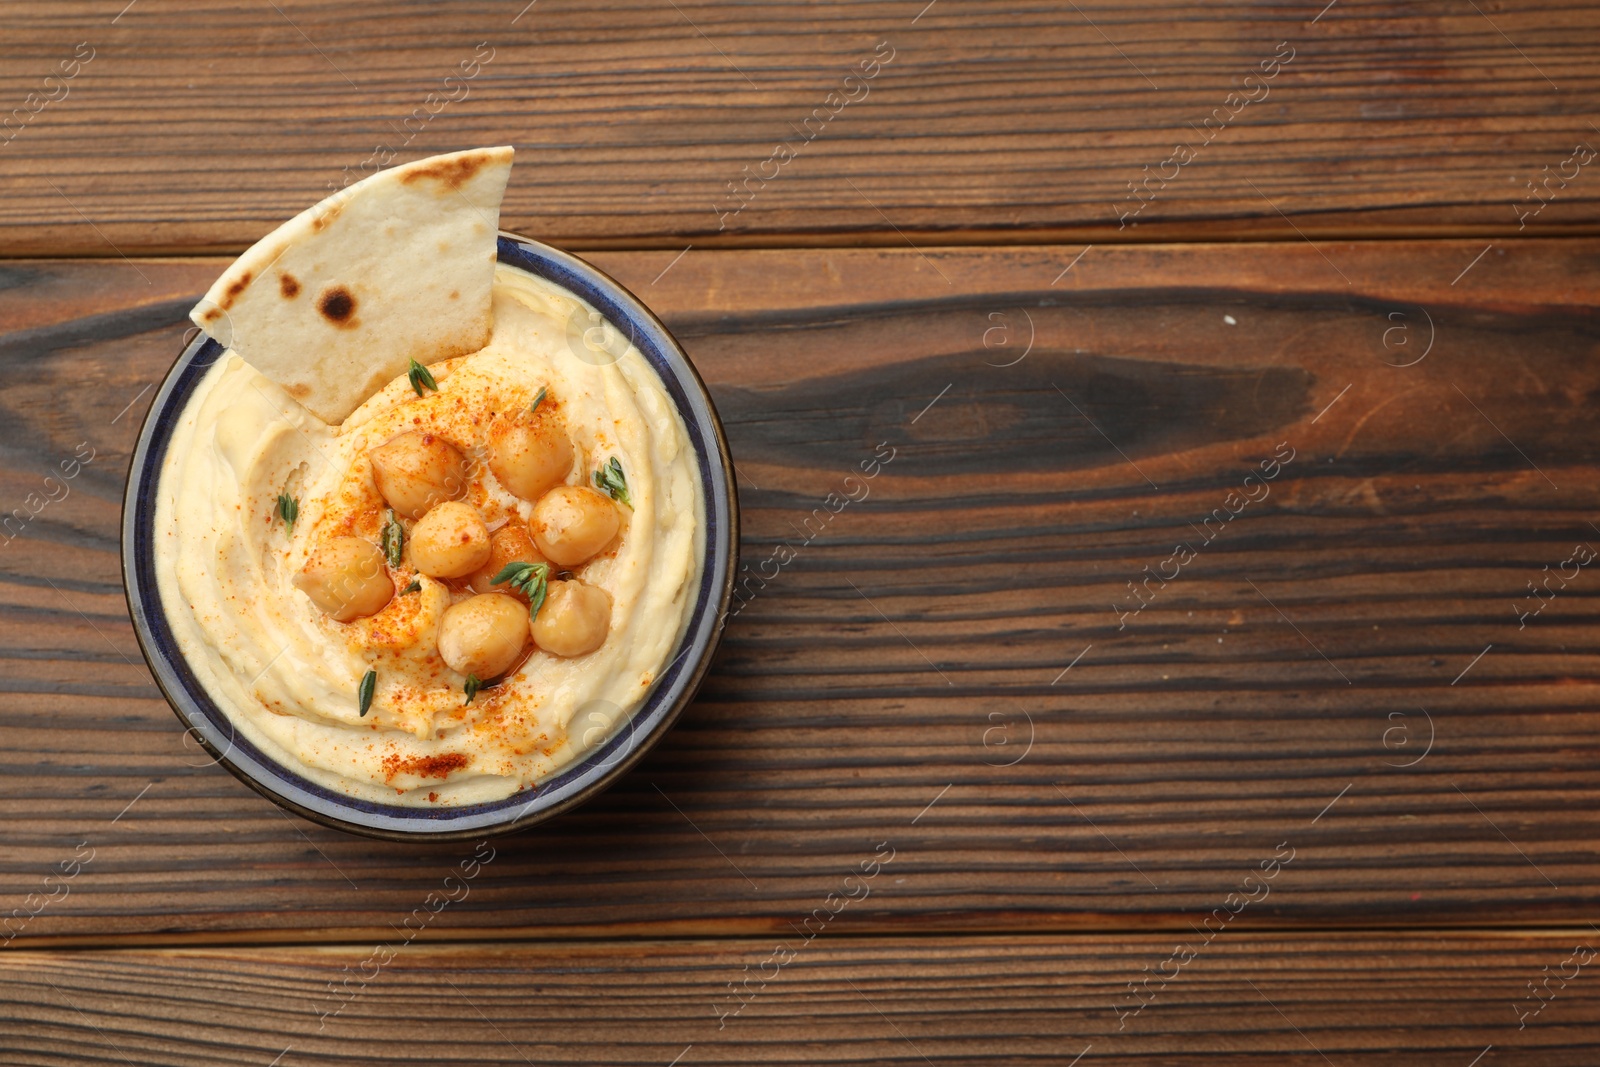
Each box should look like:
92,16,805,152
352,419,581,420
310,200,344,233
399,151,488,190
280,273,301,299
220,271,253,309
318,286,356,326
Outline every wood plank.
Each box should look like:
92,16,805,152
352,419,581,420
0,241,1598,944
2,1,1599,254
5,933,1600,1064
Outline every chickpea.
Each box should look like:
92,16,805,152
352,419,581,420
438,593,529,679
532,580,611,657
489,408,574,502
531,485,619,567
410,501,491,579
369,431,469,519
294,537,394,622
468,524,550,594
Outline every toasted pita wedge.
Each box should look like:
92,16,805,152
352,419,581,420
191,146,514,424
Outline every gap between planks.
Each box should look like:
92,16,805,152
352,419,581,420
10,922,1600,954
5,225,1600,261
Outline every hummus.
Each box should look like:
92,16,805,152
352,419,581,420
154,265,704,805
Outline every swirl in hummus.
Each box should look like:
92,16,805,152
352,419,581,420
154,265,704,805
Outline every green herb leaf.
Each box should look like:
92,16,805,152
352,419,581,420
407,358,438,397
276,492,298,528
489,560,552,620
530,386,548,413
402,579,421,595
381,509,404,568
592,455,632,508
358,669,376,717
464,674,482,705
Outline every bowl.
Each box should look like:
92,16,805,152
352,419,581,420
121,232,737,840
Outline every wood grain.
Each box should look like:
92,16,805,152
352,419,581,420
0,241,1598,945
6,933,1600,1064
2,1,1599,254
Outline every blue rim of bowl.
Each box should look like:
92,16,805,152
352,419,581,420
120,232,737,841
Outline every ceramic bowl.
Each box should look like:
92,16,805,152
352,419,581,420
122,232,736,840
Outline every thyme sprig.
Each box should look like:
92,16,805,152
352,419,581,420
407,358,438,397
381,508,404,568
275,492,298,528
490,560,551,619
592,456,631,508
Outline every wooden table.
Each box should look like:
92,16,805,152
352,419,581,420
3,1,1599,1062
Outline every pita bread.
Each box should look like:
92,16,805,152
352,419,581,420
190,146,514,424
